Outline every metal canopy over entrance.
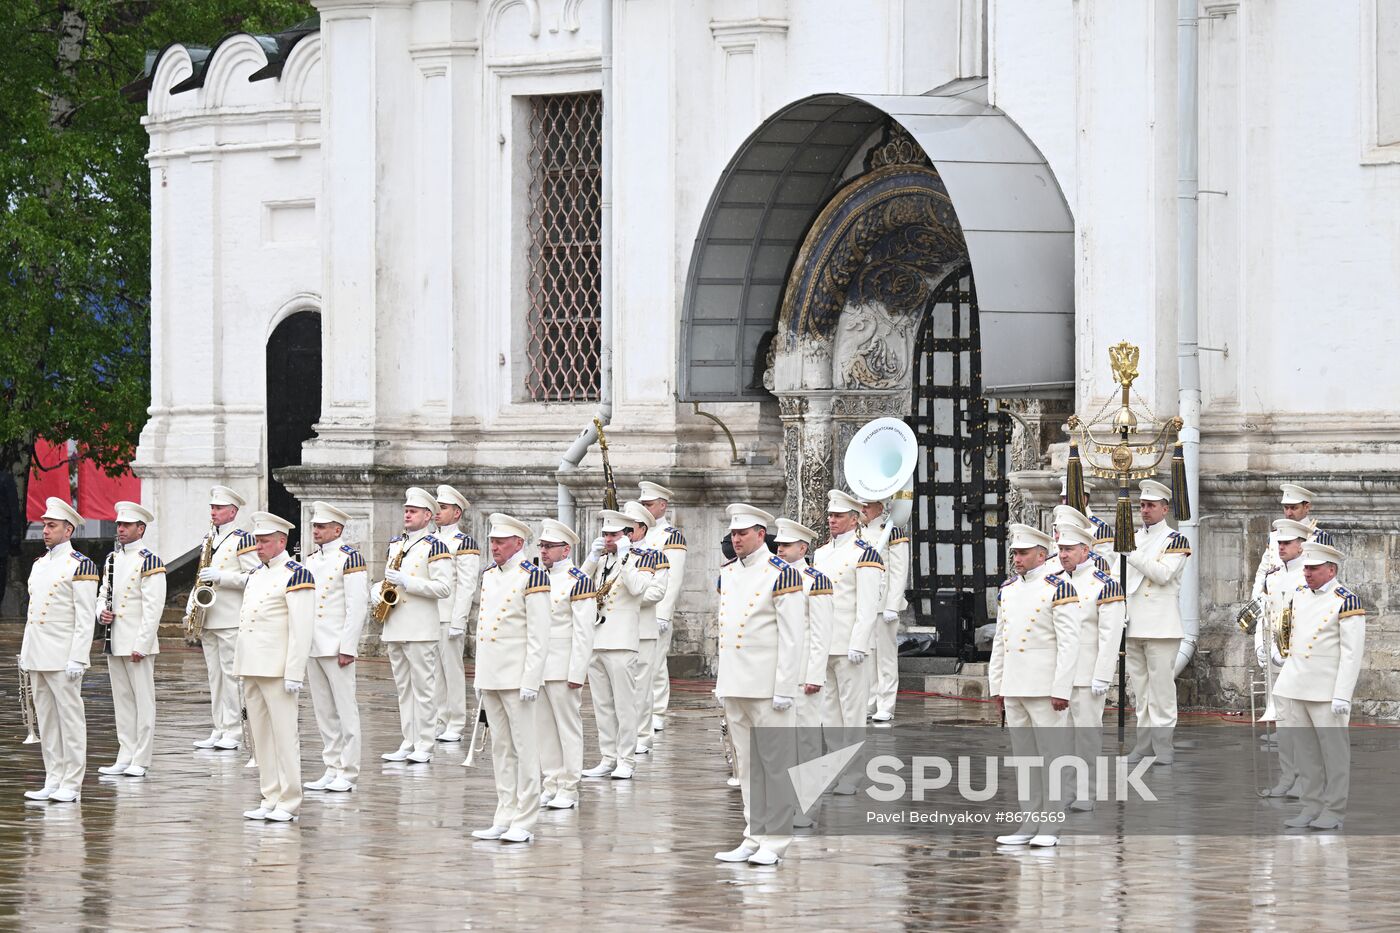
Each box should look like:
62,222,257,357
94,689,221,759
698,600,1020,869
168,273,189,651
679,79,1074,403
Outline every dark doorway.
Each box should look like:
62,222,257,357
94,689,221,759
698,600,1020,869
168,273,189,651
266,311,321,555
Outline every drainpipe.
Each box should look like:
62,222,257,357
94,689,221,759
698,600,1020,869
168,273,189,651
557,0,614,529
1175,0,1201,675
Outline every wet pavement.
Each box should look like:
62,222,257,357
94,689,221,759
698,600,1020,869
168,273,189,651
0,628,1396,931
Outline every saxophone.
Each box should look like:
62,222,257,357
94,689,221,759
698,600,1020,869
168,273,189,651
372,540,406,624
183,524,217,644
1275,599,1294,659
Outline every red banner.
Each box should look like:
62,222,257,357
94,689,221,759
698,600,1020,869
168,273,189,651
77,459,141,521
26,440,72,521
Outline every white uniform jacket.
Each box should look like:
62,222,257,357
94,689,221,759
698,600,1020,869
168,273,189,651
643,522,688,626
543,561,597,684
863,516,910,614
232,552,316,682
103,546,166,657
812,532,884,656
21,542,99,672
434,525,482,630
1123,522,1191,639
1065,561,1125,687
585,548,669,652
714,547,805,701
375,530,454,643
1273,580,1366,704
473,557,551,692
792,559,834,687
202,526,260,630
989,564,1080,700
305,541,370,658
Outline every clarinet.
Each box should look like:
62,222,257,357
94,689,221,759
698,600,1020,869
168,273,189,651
96,538,117,655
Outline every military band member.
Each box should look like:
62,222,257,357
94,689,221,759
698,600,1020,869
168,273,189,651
639,481,686,734
1256,519,1311,799
432,485,481,743
229,512,315,821
470,514,551,843
581,509,667,780
302,502,368,794
713,505,805,866
1251,484,1333,600
1272,541,1364,831
534,519,596,811
21,498,98,802
1053,522,1124,811
620,499,671,754
1051,506,1114,576
1120,479,1191,765
813,490,883,792
96,501,165,779
375,487,453,764
990,524,1080,847
857,496,909,723
1061,476,1115,553
193,485,260,751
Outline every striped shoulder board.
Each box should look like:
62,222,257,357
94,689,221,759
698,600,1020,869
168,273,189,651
1164,532,1192,555
1093,569,1124,604
455,532,480,556
1045,572,1078,605
340,544,366,573
1313,528,1335,547
286,561,315,592
663,527,687,550
855,541,885,570
520,559,550,594
769,555,788,570
1334,585,1364,619
389,535,404,544
638,548,670,572
427,536,451,561
568,566,596,600
772,562,803,597
803,565,833,596
1091,515,1115,540
888,526,911,546
71,551,99,581
140,549,166,576
235,530,258,555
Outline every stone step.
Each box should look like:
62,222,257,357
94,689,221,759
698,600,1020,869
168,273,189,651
898,670,991,701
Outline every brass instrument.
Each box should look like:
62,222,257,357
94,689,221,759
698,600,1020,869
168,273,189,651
96,538,117,655
719,713,739,786
183,524,218,644
16,658,39,744
372,541,406,624
464,702,489,767
1236,594,1267,635
594,416,619,511
241,683,256,765
1275,600,1294,659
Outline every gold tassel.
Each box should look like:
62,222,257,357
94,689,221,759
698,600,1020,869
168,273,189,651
1065,443,1087,515
1170,442,1191,521
1114,485,1136,553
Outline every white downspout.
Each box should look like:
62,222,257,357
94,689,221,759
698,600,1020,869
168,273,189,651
557,0,614,529
1175,0,1201,675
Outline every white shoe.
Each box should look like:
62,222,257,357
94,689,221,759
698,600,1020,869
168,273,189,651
715,844,759,862
244,758,258,769
123,765,148,778
611,763,635,780
436,732,463,743
304,771,335,791
635,743,651,755
871,711,893,723
243,807,269,820
264,809,295,823
652,715,665,732
546,795,577,810
996,833,1034,845
500,828,533,843
1286,780,1303,799
98,761,131,776
1028,835,1059,848
472,825,508,840
832,781,857,796
381,748,411,762
49,788,79,803
727,776,742,788
193,734,219,749
1309,815,1344,831
582,761,615,778
214,738,240,751
406,750,433,764
325,778,355,793
23,787,56,801
1284,811,1321,828
540,792,554,807
747,848,781,865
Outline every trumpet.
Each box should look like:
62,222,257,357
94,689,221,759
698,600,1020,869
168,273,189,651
16,658,39,744
183,524,218,643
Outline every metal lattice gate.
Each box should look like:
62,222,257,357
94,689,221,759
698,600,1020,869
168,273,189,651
907,264,1011,660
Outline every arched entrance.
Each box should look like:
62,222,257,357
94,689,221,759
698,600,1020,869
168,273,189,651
266,311,321,553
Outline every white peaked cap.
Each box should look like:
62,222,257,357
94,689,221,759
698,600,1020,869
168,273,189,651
1139,479,1172,502
598,509,634,534
539,518,579,548
311,501,352,526
250,511,294,536
404,487,436,511
773,518,818,545
41,497,83,528
638,481,673,502
209,485,246,508
1007,523,1054,551
1055,523,1096,547
1301,541,1343,566
488,513,532,541
1272,518,1311,541
436,484,470,512
827,489,864,514
621,500,656,529
727,503,775,531
1052,505,1092,530
1280,483,1316,505
114,500,154,524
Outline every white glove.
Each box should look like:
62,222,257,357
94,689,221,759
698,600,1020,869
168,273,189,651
1271,648,1286,668
449,627,465,639
847,649,867,665
197,567,221,584
1091,679,1110,697
384,568,406,586
615,537,632,557
771,695,793,712
881,610,898,623
520,687,539,702
284,679,302,694
1255,644,1269,668
65,661,84,681
1332,698,1351,716
589,536,606,559
657,618,671,633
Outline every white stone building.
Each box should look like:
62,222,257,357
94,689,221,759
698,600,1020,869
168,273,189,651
132,0,1400,708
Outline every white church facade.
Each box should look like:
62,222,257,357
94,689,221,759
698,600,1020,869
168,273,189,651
131,0,1400,712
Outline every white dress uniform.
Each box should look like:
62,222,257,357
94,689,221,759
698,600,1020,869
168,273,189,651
1256,550,1305,795
989,528,1080,843
432,522,480,740
1121,483,1191,761
863,513,910,720
473,515,551,840
642,510,686,728
375,522,453,762
197,497,261,748
813,526,883,732
21,511,98,799
621,501,672,751
102,532,166,773
535,522,597,808
714,508,805,864
303,516,369,789
1250,484,1331,599
232,527,315,819
1272,547,1364,828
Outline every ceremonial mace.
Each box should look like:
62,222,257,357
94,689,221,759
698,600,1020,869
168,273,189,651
1064,341,1191,742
